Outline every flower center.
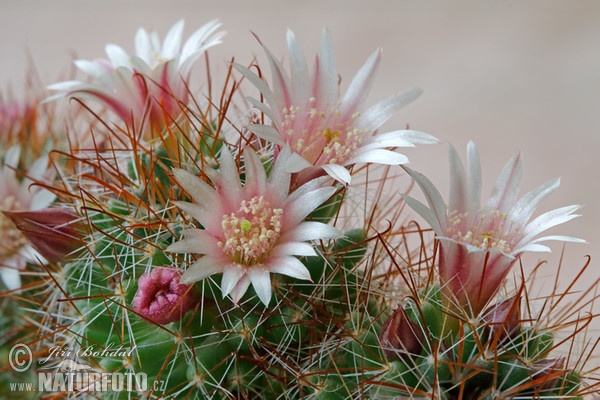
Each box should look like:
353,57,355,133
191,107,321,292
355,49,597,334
445,209,520,254
219,196,283,266
0,196,27,258
281,104,365,166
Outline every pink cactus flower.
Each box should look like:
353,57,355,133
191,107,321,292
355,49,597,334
167,146,339,306
236,29,437,186
132,266,198,325
0,146,55,290
403,142,584,315
48,20,225,127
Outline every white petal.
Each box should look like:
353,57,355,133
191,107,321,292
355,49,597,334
216,146,242,202
509,178,560,225
26,154,50,180
448,143,469,213
172,168,217,206
74,60,111,80
393,130,439,145
247,124,284,145
281,221,340,242
285,186,336,226
161,20,184,59
487,153,523,213
134,28,152,64
348,148,409,165
403,166,448,233
166,229,217,254
286,29,310,105
340,49,380,119
359,131,417,151
513,243,551,253
246,98,280,126
180,256,224,284
180,19,223,68
248,268,272,306
30,189,56,210
173,201,216,229
355,87,423,131
529,234,586,244
466,141,482,212
229,276,251,304
105,44,131,68
518,205,581,247
271,242,316,257
402,195,444,236
5,145,20,169
0,266,21,290
243,148,267,194
234,65,276,112
46,80,85,92
268,256,312,281
221,264,245,297
316,29,338,107
322,164,351,185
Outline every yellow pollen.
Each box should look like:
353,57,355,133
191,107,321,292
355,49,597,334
219,196,283,266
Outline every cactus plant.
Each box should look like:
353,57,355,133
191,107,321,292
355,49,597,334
0,19,598,400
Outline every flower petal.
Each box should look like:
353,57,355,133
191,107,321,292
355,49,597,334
285,186,336,227
248,268,272,306
509,178,560,225
281,221,340,242
487,153,522,213
339,49,380,119
180,256,224,284
322,164,351,185
403,166,448,233
355,87,423,132
221,264,245,297
348,149,409,166
268,256,312,281
271,242,316,257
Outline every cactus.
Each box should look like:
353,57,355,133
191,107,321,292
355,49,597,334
1,20,598,400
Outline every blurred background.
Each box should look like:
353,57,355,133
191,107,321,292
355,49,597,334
1,0,598,366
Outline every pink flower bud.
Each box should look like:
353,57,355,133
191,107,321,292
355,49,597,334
3,208,85,263
379,307,425,360
132,267,198,324
481,296,521,342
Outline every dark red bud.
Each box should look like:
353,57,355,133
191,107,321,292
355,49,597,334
482,296,521,342
379,307,425,360
532,357,566,392
3,208,85,263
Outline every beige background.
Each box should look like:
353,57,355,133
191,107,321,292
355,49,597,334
2,0,599,372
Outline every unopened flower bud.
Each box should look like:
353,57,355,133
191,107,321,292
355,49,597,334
132,267,198,325
482,296,521,342
532,357,566,392
379,307,425,360
3,207,85,263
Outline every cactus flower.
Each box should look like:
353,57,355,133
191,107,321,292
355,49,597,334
236,29,437,186
403,142,584,315
132,266,198,324
379,307,425,360
3,208,84,263
48,20,225,127
167,146,339,306
0,146,55,290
